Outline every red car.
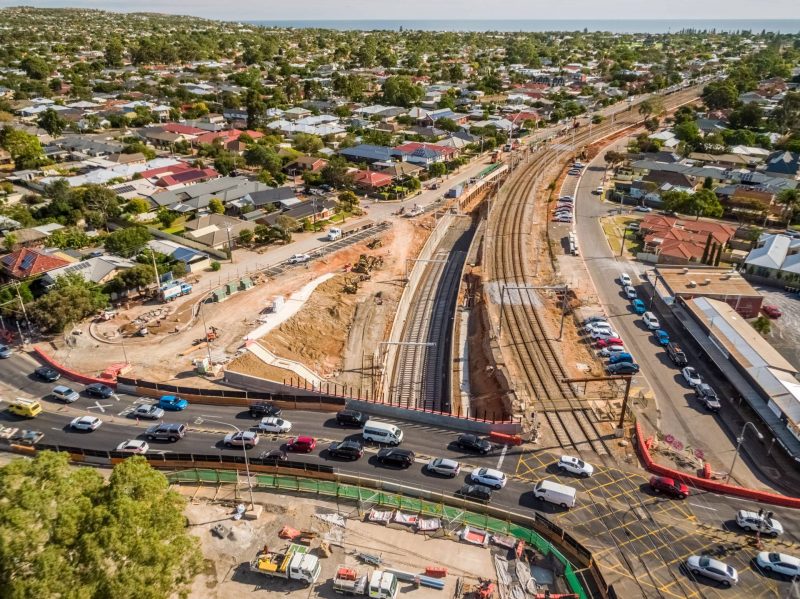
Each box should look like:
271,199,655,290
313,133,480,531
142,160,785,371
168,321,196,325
649,476,689,499
596,337,624,348
762,305,782,319
286,436,316,453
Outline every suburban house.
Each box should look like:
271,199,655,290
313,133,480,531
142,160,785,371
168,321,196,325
146,239,210,272
239,187,301,210
743,233,800,283
339,144,396,164
41,255,136,288
352,169,392,191
375,161,424,180
764,151,800,180
154,167,220,189
284,156,328,176
146,176,263,212
393,142,457,165
638,215,736,265
256,198,337,227
183,213,255,250
1,247,74,280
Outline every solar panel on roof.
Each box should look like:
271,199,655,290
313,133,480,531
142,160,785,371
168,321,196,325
20,254,36,271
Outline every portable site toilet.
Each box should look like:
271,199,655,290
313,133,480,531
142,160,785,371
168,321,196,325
225,282,238,297
211,288,227,303
271,296,285,313
239,277,253,291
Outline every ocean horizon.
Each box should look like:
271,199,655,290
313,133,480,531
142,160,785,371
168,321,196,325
249,19,800,34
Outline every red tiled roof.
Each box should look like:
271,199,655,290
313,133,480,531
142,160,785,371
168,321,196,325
139,163,193,180
1,247,71,279
162,123,205,136
393,142,457,157
353,170,392,188
155,167,219,188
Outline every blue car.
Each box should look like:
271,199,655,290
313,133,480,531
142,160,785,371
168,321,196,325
609,352,634,364
631,298,646,315
654,329,670,345
158,395,189,411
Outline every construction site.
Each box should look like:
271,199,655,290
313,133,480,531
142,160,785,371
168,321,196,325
180,485,576,599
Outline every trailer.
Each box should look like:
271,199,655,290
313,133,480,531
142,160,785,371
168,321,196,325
250,543,321,585
327,219,375,241
446,185,463,199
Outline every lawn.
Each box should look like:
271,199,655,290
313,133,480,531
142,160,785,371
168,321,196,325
601,215,642,257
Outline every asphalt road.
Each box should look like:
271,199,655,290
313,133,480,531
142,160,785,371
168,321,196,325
1,350,799,598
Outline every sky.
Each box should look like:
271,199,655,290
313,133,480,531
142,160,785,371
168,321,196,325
1,0,799,21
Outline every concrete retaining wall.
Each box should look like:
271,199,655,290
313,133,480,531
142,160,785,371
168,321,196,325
346,398,522,434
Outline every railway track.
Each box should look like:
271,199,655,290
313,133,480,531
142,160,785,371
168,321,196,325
487,86,702,457
393,221,473,411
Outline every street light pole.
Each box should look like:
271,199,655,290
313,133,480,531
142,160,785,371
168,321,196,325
726,421,763,483
201,417,256,511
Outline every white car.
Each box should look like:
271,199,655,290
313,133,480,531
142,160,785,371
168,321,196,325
553,215,573,223
258,417,292,433
595,186,603,195
591,329,619,340
681,367,702,387
470,467,507,489
642,311,660,330
619,273,632,286
223,431,260,448
623,286,637,300
599,345,626,357
70,415,102,431
635,205,653,212
557,455,594,478
287,253,310,264
133,404,165,420
685,555,738,587
116,439,150,454
755,552,800,578
585,321,613,333
736,510,783,537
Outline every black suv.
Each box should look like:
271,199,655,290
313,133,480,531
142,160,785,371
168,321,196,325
376,448,415,468
456,433,492,455
85,383,114,398
145,423,187,442
328,440,364,460
695,384,721,412
335,409,366,427
34,366,61,382
248,401,281,418
666,342,688,366
455,484,493,504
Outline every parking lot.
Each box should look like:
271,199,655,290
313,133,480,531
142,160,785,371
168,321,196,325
515,449,800,598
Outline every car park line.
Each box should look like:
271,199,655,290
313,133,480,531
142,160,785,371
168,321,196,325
495,444,508,470
86,401,112,412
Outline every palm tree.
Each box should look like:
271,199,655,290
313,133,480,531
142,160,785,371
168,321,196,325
777,189,800,226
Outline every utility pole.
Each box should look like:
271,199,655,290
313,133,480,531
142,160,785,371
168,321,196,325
14,282,31,334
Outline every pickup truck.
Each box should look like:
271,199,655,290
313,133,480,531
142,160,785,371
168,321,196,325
160,282,192,302
251,543,321,585
333,566,368,596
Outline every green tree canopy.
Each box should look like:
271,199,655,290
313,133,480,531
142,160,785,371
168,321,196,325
321,156,354,189
37,108,66,136
208,198,225,214
28,273,108,332
0,127,45,169
382,75,424,107
0,452,202,597
103,226,151,258
701,80,738,110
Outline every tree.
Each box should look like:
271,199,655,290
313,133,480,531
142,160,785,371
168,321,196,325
105,263,156,293
246,88,266,130
752,315,771,337
104,37,125,67
208,198,225,214
337,190,359,213
244,144,282,174
292,133,323,154
428,162,447,178
126,198,151,214
728,103,763,130
0,127,45,169
702,80,738,110
0,452,202,597
436,117,460,133
321,156,354,189
254,224,271,244
3,232,17,252
28,273,108,332
776,189,800,225
37,108,66,136
20,55,51,80
382,76,424,107
214,152,243,176
48,227,90,249
604,151,626,168
103,226,151,258
157,208,178,228
673,121,701,146
238,228,254,245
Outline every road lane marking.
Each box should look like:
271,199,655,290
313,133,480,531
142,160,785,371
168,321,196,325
496,444,508,470
87,401,112,413
688,502,717,511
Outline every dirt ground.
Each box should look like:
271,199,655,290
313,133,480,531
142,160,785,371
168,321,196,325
179,485,497,599
224,219,431,389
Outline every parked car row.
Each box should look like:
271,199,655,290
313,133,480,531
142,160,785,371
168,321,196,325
552,194,574,224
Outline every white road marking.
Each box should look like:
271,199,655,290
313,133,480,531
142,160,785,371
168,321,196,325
87,401,112,413
689,503,718,511
496,444,508,470
111,394,121,402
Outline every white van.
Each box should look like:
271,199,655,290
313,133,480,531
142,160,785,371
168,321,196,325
362,420,404,446
533,479,577,509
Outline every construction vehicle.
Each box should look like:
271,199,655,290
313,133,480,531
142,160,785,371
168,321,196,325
333,566,369,596
369,571,399,599
160,281,192,303
7,398,42,418
351,254,383,275
250,543,321,585
366,238,382,249
343,278,360,294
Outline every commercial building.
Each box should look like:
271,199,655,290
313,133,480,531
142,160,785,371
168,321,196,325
679,297,800,465
653,265,763,318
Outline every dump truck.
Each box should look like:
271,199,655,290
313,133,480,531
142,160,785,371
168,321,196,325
160,282,192,302
250,543,321,585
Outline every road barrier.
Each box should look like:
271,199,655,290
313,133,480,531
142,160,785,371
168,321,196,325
33,346,116,387
634,423,800,509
